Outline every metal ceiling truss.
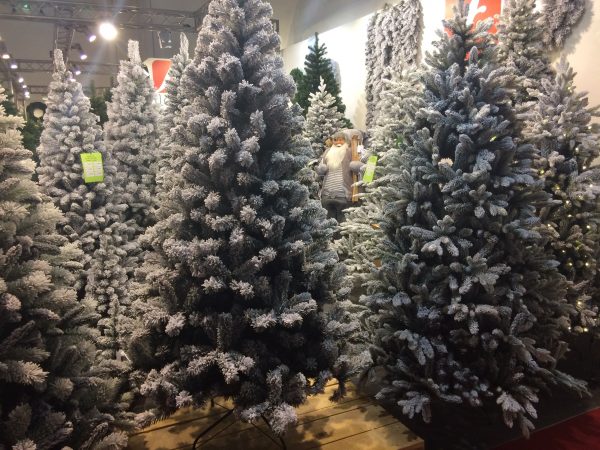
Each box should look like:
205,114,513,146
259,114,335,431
0,0,206,32
54,23,75,62
15,58,118,75
28,84,111,95
0,40,21,96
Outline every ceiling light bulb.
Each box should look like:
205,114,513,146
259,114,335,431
75,68,82,75
80,52,88,61
1,53,10,59
17,77,24,83
24,91,30,98
22,84,27,88
88,33,97,43
10,62,17,69
99,22,118,41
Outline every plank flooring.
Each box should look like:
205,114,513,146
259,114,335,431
127,383,424,450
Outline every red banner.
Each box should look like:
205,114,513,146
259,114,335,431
445,0,502,33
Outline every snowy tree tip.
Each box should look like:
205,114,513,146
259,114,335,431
53,49,66,73
128,40,141,63
180,33,189,60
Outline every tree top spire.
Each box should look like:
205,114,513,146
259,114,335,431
128,39,141,64
53,48,66,73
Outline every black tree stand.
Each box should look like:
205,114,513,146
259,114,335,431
192,401,287,449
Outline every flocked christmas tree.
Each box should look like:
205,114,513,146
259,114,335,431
497,0,553,104
365,0,423,129
160,33,192,146
541,0,586,50
521,58,600,331
37,50,122,285
0,87,128,449
338,68,424,277
369,69,424,158
303,77,346,156
345,5,588,436
292,33,350,126
157,33,193,193
106,40,160,262
37,50,130,362
127,0,364,435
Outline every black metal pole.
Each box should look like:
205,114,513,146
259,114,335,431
191,409,234,450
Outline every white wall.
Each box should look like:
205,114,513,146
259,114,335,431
282,0,600,130
563,0,600,110
282,0,445,129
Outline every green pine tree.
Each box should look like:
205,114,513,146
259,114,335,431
1,95,18,116
292,33,351,126
21,116,43,154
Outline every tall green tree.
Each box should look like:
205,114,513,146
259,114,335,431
292,33,350,126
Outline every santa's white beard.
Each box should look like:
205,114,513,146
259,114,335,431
326,143,348,170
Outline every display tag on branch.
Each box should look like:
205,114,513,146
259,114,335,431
81,152,104,183
363,155,378,183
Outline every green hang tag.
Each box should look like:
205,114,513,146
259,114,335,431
80,152,104,183
362,155,378,183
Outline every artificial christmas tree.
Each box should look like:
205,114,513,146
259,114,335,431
157,33,193,193
338,68,424,276
0,88,128,449
37,50,121,281
521,58,600,331
161,33,192,139
369,69,424,158
37,50,130,360
345,5,587,436
106,40,160,244
292,33,350,126
127,0,363,435
303,78,346,156
541,0,586,50
497,0,553,104
365,0,423,129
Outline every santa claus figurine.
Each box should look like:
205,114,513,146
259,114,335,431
316,130,364,223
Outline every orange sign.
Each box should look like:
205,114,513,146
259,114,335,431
445,0,502,33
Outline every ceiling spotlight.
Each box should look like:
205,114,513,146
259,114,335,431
72,43,87,61
10,62,17,69
17,76,24,83
22,84,27,88
24,91,30,98
74,67,82,76
1,53,10,60
88,33,97,43
99,21,118,41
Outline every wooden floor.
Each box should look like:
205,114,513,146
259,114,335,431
127,382,424,450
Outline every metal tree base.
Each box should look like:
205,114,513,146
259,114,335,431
191,404,287,449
